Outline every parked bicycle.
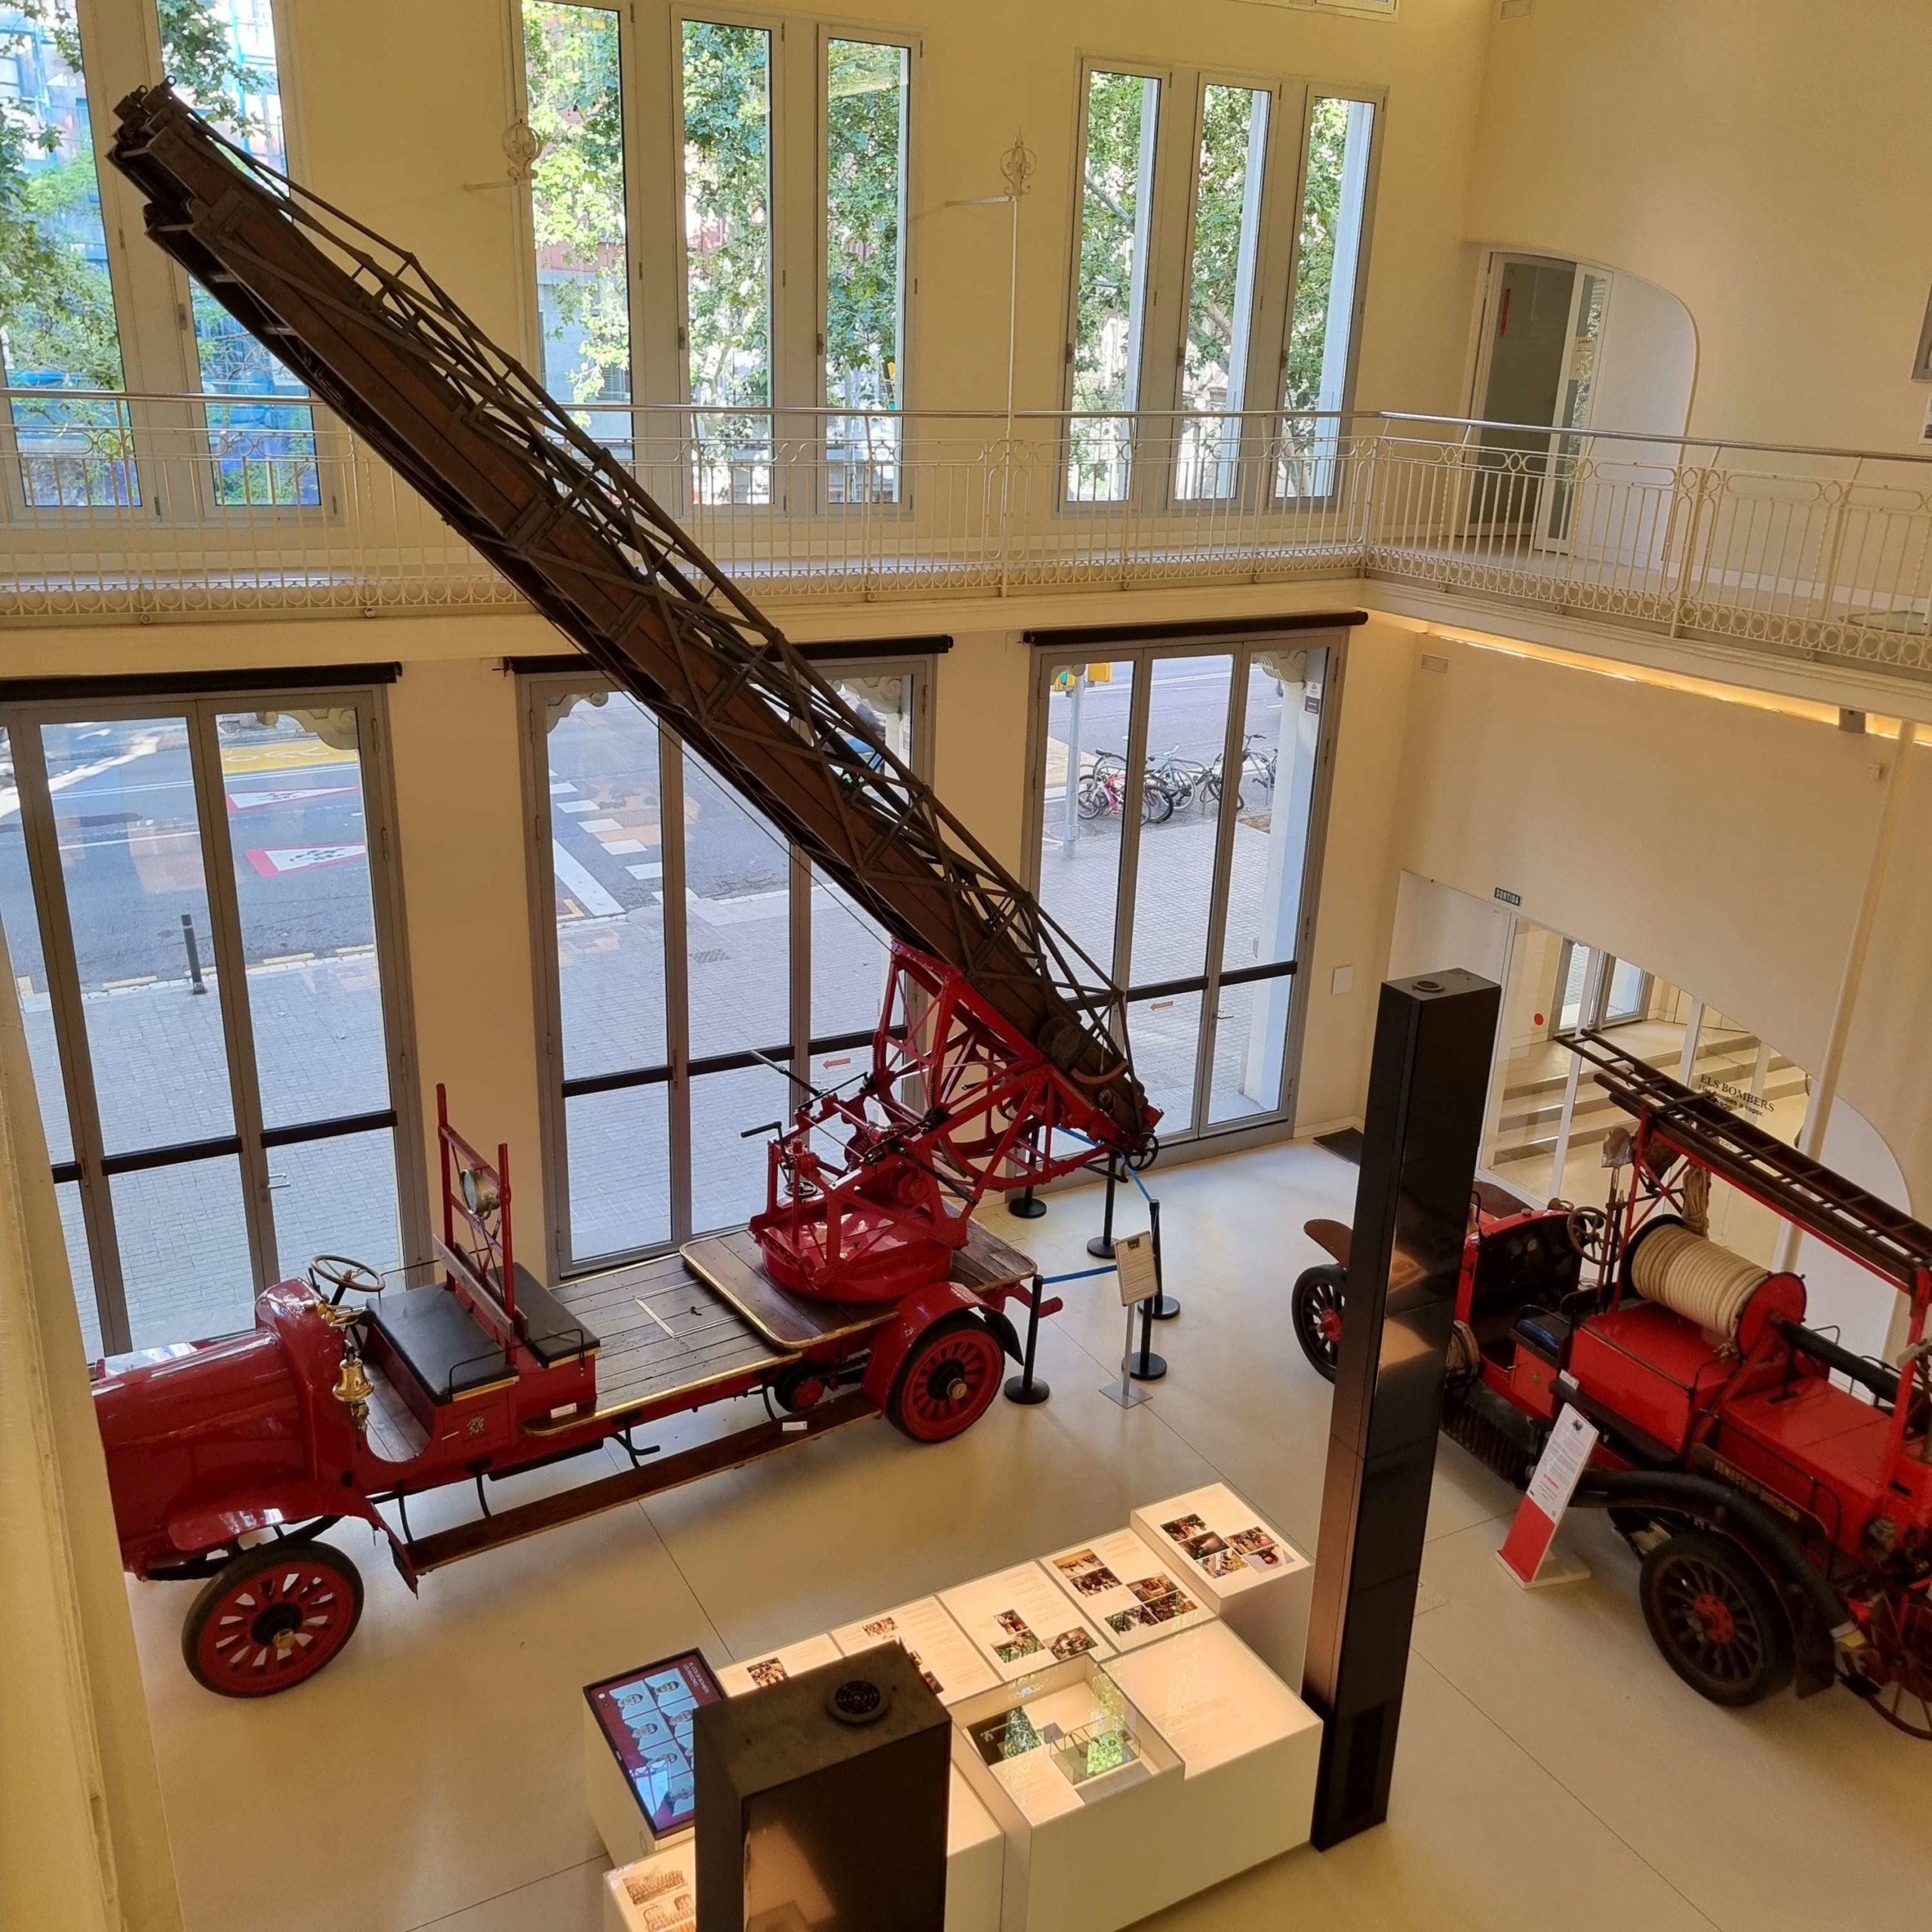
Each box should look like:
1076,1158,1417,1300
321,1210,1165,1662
1075,750,1177,823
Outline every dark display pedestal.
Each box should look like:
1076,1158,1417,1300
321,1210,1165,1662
694,1643,952,1932
1301,969,1500,1850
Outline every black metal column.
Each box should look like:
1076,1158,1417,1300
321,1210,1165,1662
1302,969,1500,1849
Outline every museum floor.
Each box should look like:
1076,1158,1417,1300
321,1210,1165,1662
126,1140,1929,1932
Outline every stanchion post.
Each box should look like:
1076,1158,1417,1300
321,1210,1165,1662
1085,1155,1118,1260
1146,1194,1180,1321
1008,1128,1046,1220
181,912,207,995
1003,1273,1051,1405
1128,1289,1167,1382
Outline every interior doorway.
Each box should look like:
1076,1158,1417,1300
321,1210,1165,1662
1469,253,1610,546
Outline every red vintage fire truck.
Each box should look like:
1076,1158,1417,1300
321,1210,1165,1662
1292,1030,1932,1738
86,87,1156,1697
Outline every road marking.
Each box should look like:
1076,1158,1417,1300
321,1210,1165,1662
626,861,663,881
581,817,621,833
226,784,358,814
243,844,368,877
603,838,647,854
550,839,622,917
549,780,576,795
557,799,595,814
220,742,357,775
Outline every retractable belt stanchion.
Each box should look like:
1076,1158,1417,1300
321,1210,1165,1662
1086,1155,1118,1259
1008,1128,1047,1220
1002,1272,1052,1405
1146,1193,1179,1321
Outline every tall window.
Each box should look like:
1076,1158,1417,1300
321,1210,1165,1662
1177,84,1270,501
0,0,134,507
824,35,907,504
528,660,928,1273
679,18,773,504
1031,634,1340,1144
521,2,632,445
1067,69,1159,503
0,689,420,1356
1281,94,1374,495
158,0,318,504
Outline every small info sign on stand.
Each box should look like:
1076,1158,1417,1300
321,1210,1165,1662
1497,1403,1598,1588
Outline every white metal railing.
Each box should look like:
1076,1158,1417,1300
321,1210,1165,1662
2,392,1930,680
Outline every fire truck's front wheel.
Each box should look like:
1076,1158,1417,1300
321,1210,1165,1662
182,1540,365,1697
1291,1266,1346,1383
1638,1529,1793,1708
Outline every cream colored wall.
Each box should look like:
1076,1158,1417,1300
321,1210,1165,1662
1388,633,1932,1211
1467,0,1932,451
274,0,1493,427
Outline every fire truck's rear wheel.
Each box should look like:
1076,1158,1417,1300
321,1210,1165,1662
182,1541,364,1697
1638,1531,1793,1708
886,1315,1004,1443
1291,1266,1346,1383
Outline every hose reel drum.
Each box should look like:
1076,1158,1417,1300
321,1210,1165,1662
1624,1217,1807,1346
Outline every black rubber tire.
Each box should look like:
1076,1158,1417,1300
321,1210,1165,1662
1291,1264,1346,1383
1140,785,1174,825
182,1539,364,1697
1638,1529,1794,1708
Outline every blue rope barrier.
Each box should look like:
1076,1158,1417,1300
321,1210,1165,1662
1039,1263,1118,1287
1059,1128,1156,1206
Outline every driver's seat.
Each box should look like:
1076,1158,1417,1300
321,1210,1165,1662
368,1289,511,1403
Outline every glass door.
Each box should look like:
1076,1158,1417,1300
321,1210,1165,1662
528,658,928,1272
0,693,420,1356
1029,632,1340,1148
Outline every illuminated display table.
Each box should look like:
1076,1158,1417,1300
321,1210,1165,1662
1130,1482,1313,1685
592,1500,1321,1932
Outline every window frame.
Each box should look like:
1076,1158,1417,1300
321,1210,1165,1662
813,20,921,516
1018,624,1349,1148
1270,82,1386,509
0,677,425,1353
1059,54,1178,513
507,0,650,451
521,651,935,1277
1058,60,1385,518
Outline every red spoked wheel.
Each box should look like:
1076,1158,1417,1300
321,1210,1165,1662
1638,1530,1792,1707
182,1540,364,1697
886,1315,1004,1443
1862,1589,1932,1740
1291,1265,1346,1383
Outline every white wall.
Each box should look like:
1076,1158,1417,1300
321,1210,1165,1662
1468,0,1932,452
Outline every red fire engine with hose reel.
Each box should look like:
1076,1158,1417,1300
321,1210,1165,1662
83,85,1156,1697
1292,1029,1932,1736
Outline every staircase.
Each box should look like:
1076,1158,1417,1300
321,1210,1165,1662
1491,1028,1807,1187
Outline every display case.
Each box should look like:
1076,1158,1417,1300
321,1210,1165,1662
583,1651,723,1866
1040,1528,1214,1652
829,1595,1001,1706
1128,1484,1312,1684
937,1564,1115,1684
949,1657,1179,1932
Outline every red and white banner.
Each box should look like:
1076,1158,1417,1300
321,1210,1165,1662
1498,1403,1599,1587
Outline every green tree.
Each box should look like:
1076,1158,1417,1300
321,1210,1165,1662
825,39,904,413
523,0,629,408
0,0,274,389
1284,98,1350,415
680,19,771,415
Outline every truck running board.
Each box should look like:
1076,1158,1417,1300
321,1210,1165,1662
395,1389,878,1577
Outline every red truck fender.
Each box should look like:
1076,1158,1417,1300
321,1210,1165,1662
860,1280,1017,1410
166,1487,419,1595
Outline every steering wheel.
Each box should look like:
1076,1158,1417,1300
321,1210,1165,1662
308,1254,384,1307
1565,1208,1611,1265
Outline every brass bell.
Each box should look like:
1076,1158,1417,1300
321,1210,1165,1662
332,1346,374,1435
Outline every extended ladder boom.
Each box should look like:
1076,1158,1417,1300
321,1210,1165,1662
1563,1028,1932,1295
109,86,1151,1151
